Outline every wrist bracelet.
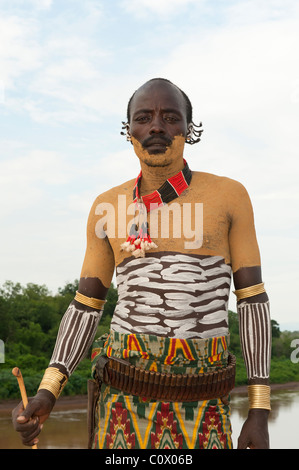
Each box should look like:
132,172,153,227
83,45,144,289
233,283,266,301
75,291,106,310
38,367,68,400
248,384,271,410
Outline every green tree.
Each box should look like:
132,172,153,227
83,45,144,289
57,280,79,297
1,278,297,399
271,319,280,338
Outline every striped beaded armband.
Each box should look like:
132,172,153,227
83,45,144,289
237,301,271,380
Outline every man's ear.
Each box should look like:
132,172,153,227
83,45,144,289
121,121,132,142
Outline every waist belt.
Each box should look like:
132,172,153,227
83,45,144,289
95,353,236,402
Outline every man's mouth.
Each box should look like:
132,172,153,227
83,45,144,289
142,136,172,150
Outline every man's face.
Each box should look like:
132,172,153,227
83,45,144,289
129,81,188,158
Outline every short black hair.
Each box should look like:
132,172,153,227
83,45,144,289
126,77,193,124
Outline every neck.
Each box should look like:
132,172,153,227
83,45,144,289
139,158,185,195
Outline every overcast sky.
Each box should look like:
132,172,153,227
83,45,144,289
0,0,298,330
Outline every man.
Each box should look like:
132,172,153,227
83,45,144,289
12,78,271,449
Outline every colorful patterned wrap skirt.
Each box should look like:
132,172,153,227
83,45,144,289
90,330,233,449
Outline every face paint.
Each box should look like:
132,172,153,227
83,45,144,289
131,134,186,168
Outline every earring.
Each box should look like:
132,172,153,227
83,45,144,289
121,121,132,142
185,122,203,145
185,123,194,144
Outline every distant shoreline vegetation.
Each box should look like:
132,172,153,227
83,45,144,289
0,280,298,400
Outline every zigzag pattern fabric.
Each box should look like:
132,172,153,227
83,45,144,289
90,330,233,449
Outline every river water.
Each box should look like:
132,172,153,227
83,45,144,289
1,387,298,449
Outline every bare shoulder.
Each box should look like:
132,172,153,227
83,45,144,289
192,171,250,198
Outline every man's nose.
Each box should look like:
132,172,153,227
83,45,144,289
149,116,165,134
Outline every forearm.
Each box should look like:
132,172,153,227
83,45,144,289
235,283,272,410
38,293,105,399
50,301,103,375
238,300,271,383
236,296,271,448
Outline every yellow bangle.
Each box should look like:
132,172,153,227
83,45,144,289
38,367,68,400
233,282,266,301
248,385,271,410
74,291,106,310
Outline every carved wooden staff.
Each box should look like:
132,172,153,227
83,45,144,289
12,367,38,449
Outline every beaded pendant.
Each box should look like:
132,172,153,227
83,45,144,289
121,159,192,258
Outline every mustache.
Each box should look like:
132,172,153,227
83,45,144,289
142,135,172,147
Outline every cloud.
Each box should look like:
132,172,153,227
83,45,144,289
224,0,299,25
29,0,53,9
162,22,297,112
0,14,41,90
0,0,298,322
0,2,113,124
121,0,202,17
156,13,299,180
0,147,76,216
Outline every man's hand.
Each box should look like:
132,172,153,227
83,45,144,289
237,408,270,449
12,389,56,447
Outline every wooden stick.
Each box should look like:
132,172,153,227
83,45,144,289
12,367,38,449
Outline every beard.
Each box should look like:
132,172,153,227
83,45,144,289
131,135,186,167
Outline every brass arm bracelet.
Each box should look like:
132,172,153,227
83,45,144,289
74,291,106,310
248,384,271,410
233,282,266,301
38,367,68,400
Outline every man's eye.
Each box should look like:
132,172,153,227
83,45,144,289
164,115,179,122
135,116,150,122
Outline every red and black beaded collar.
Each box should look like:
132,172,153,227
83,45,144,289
133,158,192,211
121,159,192,258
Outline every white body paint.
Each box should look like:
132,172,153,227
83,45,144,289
111,253,232,339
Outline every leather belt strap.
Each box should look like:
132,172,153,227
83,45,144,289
95,353,236,402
